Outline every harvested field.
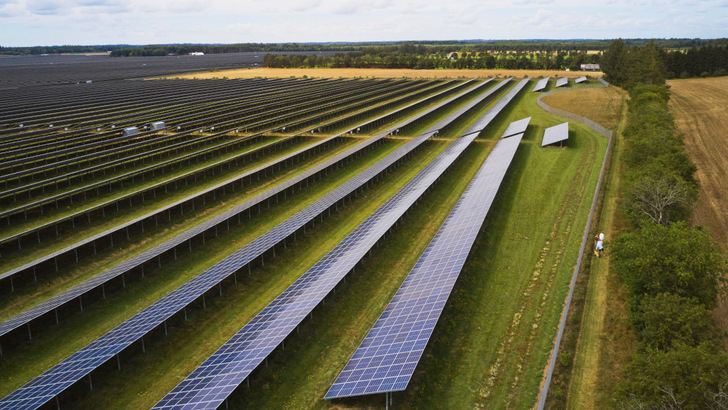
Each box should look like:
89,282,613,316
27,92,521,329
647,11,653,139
668,77,728,249
167,67,603,80
541,86,623,130
668,77,728,347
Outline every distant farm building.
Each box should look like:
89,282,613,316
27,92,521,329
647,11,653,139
580,64,601,71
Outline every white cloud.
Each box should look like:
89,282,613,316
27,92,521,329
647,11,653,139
0,0,726,46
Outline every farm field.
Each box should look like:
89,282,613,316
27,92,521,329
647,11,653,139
0,75,608,409
168,67,603,80
667,76,728,343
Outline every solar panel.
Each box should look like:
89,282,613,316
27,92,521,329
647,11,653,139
0,79,490,409
152,81,522,409
462,78,531,136
501,117,531,138
153,130,484,410
532,77,549,92
325,133,524,399
555,77,568,88
575,76,587,84
0,81,480,341
597,77,609,87
541,122,569,147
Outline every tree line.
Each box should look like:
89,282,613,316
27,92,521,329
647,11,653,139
602,39,727,409
263,50,601,71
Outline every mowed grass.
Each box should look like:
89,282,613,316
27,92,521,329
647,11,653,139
561,86,635,409
667,76,728,347
1,79,608,409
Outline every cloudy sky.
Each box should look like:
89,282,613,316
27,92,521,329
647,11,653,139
1,0,727,47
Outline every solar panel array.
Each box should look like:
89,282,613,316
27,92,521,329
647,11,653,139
532,77,549,92
575,76,587,84
153,127,485,410
326,130,525,399
541,122,569,147
597,77,609,87
501,117,531,138
461,78,531,136
0,79,496,409
555,77,569,88
0,80,482,340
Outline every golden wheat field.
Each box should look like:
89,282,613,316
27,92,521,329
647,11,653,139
166,67,602,80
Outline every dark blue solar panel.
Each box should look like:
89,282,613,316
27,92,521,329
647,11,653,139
532,77,549,92
153,130,484,410
325,131,525,399
0,80,478,341
462,78,530,136
0,79,487,409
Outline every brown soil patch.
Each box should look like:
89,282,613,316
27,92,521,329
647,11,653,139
541,87,623,130
668,77,728,348
164,67,603,80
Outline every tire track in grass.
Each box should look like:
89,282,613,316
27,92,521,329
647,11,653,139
477,132,598,407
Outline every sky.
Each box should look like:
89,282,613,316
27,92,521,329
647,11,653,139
0,0,727,47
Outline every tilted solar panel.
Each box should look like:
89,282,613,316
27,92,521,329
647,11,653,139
532,77,549,92
0,79,493,410
501,117,531,138
325,133,524,399
575,76,587,84
555,77,568,88
541,122,569,147
153,130,483,410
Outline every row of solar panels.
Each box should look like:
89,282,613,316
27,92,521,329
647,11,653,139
0,78,383,163
0,80,468,276
0,79,474,287
0,80,490,343
0,79,423,181
0,78,318,142
327,120,527,400
0,77,514,409
156,80,531,409
532,76,589,92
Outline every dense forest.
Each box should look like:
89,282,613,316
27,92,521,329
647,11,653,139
601,39,728,409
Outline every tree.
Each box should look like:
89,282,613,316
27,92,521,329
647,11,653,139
634,293,717,351
612,222,725,310
615,343,728,409
625,173,695,225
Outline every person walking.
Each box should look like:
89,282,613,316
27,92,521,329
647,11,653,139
594,232,605,257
